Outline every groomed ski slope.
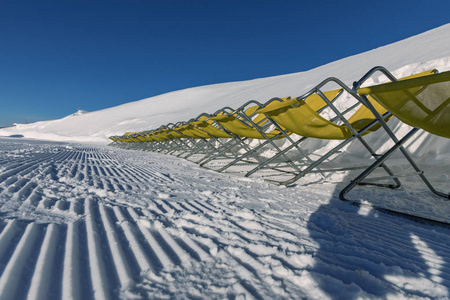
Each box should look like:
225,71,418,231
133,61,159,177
0,138,449,299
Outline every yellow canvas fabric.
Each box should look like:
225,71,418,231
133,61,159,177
252,98,291,126
210,111,283,139
358,71,450,138
150,132,168,141
345,69,438,133
256,89,341,114
190,125,213,139
208,98,295,139
164,129,185,139
257,71,437,140
136,135,151,142
177,124,211,139
142,135,156,142
191,121,232,138
127,136,141,143
256,89,355,139
244,105,259,117
262,101,354,139
212,116,282,139
154,131,173,140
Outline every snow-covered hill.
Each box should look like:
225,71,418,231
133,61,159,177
2,24,450,143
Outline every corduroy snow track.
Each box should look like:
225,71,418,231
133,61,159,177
0,138,450,299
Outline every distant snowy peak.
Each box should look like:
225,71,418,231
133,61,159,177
72,109,88,116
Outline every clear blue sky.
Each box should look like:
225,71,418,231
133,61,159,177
1,0,449,127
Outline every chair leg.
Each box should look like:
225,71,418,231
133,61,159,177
198,137,255,167
340,128,450,201
244,136,326,178
183,138,218,160
277,129,402,187
215,138,275,172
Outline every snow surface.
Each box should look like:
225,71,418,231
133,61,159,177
0,24,450,299
1,139,449,299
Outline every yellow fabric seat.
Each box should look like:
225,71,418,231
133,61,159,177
177,124,211,139
147,132,165,142
257,72,436,140
202,90,350,174
205,98,292,139
257,90,340,114
190,120,232,138
258,99,381,140
257,89,354,139
163,129,185,139
358,70,450,139
153,131,173,141
210,111,283,139
242,70,438,185
136,134,151,142
340,67,449,207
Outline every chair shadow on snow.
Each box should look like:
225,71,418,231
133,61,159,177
307,198,450,299
306,132,450,299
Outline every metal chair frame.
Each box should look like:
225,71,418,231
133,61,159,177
340,66,449,200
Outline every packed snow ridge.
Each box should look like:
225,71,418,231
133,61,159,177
0,24,449,299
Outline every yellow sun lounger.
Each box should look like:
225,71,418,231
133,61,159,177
248,69,437,185
190,119,232,139
181,112,250,161
340,67,450,201
199,97,312,172
215,90,345,175
196,100,287,169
